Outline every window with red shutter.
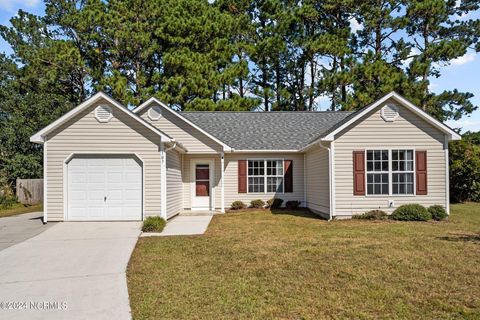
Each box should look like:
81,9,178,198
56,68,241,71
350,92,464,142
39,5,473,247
416,151,427,195
284,160,293,193
353,151,366,195
238,160,247,193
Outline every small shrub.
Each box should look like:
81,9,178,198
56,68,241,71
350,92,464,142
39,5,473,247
428,205,448,221
391,204,431,221
267,198,283,209
231,200,246,210
353,210,388,220
250,199,265,208
285,200,301,210
142,216,166,232
0,194,17,210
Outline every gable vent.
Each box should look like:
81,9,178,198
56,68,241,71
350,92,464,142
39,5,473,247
148,105,162,121
95,105,113,123
381,104,399,122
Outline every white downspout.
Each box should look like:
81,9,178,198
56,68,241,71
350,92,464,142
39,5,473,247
43,138,48,224
220,151,225,213
319,141,333,221
160,141,167,219
303,153,306,207
444,135,450,215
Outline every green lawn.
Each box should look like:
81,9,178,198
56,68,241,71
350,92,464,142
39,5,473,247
0,203,43,218
127,203,480,319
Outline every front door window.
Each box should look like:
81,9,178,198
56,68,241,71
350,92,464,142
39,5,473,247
195,164,210,197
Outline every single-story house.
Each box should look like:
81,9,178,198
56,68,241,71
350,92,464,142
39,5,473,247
30,91,461,222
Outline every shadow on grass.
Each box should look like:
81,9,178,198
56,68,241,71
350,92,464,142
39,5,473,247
269,208,324,220
438,233,480,244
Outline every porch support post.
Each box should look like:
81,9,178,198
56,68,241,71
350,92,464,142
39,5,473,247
43,139,48,223
160,140,167,219
221,151,225,213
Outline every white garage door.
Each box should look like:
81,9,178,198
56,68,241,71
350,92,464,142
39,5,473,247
67,155,142,221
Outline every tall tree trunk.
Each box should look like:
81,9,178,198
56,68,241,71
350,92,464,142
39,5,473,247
276,60,281,110
308,55,315,111
299,61,305,111
262,57,269,112
238,53,245,98
421,22,430,111
330,56,338,111
239,74,244,98
340,57,346,105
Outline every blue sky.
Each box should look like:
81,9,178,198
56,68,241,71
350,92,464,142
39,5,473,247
1,0,479,132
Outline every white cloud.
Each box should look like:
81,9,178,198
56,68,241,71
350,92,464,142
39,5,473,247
314,95,332,111
350,19,363,33
446,118,480,133
0,0,40,13
451,52,475,66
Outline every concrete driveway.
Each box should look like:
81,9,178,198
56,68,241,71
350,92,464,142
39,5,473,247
0,221,141,320
0,211,53,251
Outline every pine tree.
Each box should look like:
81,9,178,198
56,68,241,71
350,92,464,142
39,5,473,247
405,0,479,120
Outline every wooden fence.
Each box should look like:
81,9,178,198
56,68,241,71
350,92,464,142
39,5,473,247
16,179,43,205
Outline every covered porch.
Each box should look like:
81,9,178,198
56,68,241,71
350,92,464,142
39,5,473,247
179,152,226,215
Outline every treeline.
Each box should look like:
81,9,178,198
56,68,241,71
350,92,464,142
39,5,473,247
0,0,479,185
1,0,480,114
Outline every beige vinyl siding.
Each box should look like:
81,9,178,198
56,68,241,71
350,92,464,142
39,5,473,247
46,99,162,221
138,107,222,153
305,146,330,215
223,153,304,208
333,99,447,217
166,149,182,218
181,153,305,210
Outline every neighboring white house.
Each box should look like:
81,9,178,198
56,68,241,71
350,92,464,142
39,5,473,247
30,91,461,222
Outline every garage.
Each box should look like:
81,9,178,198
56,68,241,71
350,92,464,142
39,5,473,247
67,155,143,221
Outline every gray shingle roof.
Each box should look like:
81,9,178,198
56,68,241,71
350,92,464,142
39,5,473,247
180,111,354,150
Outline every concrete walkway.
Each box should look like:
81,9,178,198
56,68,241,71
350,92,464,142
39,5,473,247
141,215,213,237
0,221,141,320
0,211,53,251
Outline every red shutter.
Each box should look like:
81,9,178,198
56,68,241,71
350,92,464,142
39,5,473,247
353,151,365,196
284,160,293,192
238,160,247,193
416,151,427,195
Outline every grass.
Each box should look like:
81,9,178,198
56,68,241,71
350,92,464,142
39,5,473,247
0,203,43,218
127,203,480,319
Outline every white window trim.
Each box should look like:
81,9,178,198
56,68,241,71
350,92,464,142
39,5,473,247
364,148,417,197
365,149,390,196
391,149,415,196
246,158,285,195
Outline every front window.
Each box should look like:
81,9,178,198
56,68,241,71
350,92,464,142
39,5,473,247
366,150,389,195
366,149,415,196
266,160,284,192
392,150,414,195
248,160,264,193
248,160,284,193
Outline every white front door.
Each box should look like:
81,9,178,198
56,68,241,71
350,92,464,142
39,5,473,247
191,160,213,210
67,155,142,221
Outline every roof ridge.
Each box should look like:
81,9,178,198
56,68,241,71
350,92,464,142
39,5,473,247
179,110,354,114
